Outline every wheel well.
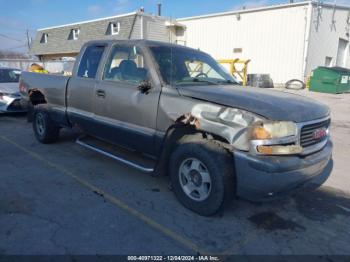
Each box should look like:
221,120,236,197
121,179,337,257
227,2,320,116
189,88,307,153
155,123,232,176
29,90,46,106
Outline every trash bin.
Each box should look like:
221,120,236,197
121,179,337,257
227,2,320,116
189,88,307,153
310,67,350,94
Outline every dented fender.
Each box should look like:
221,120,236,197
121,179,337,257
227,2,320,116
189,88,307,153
156,87,263,151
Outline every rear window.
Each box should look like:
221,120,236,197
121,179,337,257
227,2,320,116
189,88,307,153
77,45,105,79
0,69,21,83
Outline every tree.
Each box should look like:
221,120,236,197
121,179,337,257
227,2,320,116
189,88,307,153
0,50,29,59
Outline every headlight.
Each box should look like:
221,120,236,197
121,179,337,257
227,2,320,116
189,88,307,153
0,92,11,96
0,92,9,100
251,121,297,140
250,121,301,155
0,92,19,100
189,104,301,155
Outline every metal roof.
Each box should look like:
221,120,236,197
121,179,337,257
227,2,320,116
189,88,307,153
38,11,138,31
177,1,350,21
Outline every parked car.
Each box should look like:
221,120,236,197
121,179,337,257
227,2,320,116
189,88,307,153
0,68,28,113
247,74,274,88
20,40,333,216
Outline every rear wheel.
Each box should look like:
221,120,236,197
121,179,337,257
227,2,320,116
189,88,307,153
33,110,60,144
169,136,235,216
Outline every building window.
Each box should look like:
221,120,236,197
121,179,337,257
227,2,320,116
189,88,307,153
69,28,80,40
73,29,80,40
110,22,120,35
336,38,349,67
325,57,333,67
40,33,48,44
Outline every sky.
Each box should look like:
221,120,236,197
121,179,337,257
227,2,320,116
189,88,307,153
0,0,349,53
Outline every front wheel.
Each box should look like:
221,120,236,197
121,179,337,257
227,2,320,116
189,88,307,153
33,110,60,144
169,137,235,216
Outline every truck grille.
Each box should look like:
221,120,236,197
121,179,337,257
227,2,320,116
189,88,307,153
300,119,330,147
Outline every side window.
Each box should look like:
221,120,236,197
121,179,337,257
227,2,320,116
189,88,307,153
77,45,105,79
103,45,148,84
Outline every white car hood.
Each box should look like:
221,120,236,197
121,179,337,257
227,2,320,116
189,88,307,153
0,82,20,94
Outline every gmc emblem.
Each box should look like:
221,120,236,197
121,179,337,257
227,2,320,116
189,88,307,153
313,128,327,140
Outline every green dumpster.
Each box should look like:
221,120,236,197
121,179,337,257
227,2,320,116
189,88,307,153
310,66,350,94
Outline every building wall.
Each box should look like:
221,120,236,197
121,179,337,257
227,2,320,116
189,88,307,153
178,4,310,85
131,15,175,42
31,13,174,60
306,4,350,76
144,16,172,42
130,15,142,39
31,13,137,59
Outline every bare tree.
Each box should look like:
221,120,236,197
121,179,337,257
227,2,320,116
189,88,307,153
0,50,29,59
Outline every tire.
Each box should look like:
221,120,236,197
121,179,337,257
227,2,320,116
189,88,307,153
169,136,235,216
33,110,60,144
285,79,305,90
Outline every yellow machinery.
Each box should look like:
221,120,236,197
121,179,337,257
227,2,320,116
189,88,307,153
218,59,251,86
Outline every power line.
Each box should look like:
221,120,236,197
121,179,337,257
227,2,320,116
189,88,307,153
0,27,36,33
3,44,28,51
0,33,25,43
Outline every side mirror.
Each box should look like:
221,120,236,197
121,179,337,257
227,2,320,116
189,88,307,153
138,80,152,94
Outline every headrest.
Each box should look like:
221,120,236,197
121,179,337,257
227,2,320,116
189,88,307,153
119,60,137,72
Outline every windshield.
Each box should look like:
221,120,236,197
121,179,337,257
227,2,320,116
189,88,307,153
0,69,21,83
150,46,237,86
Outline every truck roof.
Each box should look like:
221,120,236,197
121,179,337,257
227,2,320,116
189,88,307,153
83,39,203,53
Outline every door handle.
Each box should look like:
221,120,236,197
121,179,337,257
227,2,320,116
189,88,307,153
96,89,106,98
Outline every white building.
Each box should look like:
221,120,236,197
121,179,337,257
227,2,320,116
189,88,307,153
176,1,350,85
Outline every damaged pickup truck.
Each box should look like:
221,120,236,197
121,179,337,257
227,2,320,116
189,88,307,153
20,40,333,216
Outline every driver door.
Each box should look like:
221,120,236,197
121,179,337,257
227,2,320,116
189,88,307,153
93,44,161,155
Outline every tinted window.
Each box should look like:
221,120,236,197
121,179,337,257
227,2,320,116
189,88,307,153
0,69,21,83
103,45,148,84
77,45,105,78
150,46,236,86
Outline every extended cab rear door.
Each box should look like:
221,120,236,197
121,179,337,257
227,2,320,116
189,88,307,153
92,43,161,155
67,44,107,134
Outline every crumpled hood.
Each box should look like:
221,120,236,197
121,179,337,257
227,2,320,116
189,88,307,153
0,82,20,94
177,85,330,123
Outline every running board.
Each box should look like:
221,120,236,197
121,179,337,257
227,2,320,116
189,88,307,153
76,137,155,173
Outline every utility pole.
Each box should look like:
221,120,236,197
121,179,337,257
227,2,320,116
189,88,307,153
26,29,31,54
157,3,162,16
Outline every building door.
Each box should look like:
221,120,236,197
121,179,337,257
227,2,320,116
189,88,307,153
336,38,348,67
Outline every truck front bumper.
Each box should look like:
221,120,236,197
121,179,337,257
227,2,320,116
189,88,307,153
234,140,333,201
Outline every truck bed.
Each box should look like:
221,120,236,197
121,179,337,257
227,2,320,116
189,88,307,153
20,71,70,110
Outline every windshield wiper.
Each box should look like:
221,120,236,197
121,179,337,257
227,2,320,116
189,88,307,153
216,79,238,84
176,78,219,85
193,78,220,85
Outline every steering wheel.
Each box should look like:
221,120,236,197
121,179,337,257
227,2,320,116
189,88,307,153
195,72,208,78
